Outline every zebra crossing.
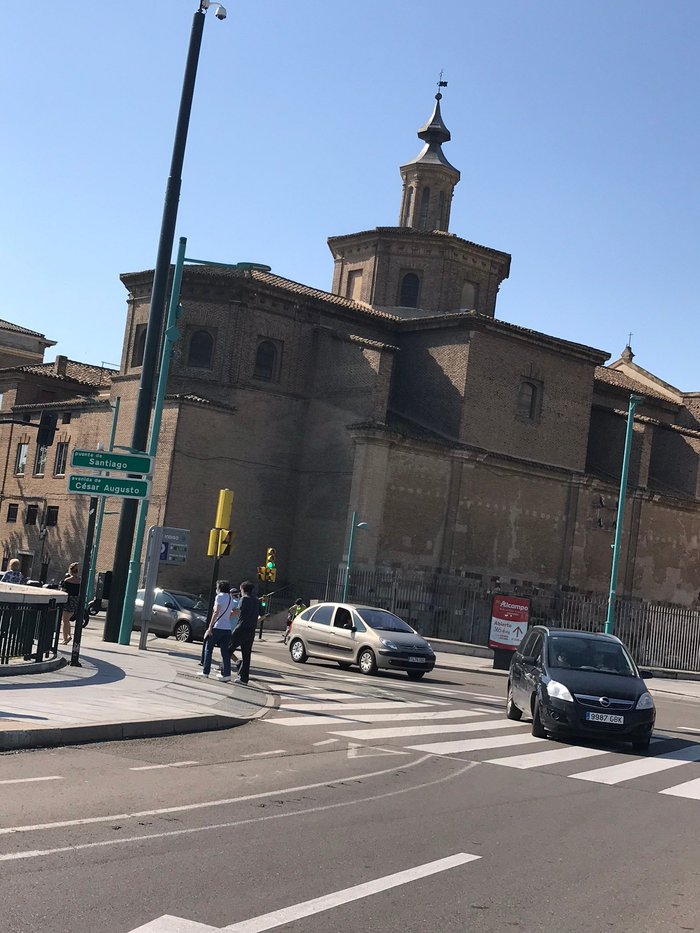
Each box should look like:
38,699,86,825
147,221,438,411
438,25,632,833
262,680,700,803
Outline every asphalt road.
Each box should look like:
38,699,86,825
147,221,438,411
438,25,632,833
1,644,700,933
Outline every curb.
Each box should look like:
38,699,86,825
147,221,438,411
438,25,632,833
0,656,67,678
0,682,278,752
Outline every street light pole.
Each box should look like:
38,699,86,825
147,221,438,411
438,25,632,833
604,393,644,635
104,2,226,642
343,512,368,602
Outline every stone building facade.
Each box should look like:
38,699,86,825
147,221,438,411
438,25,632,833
1,93,699,606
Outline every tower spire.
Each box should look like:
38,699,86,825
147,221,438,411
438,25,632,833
399,80,460,231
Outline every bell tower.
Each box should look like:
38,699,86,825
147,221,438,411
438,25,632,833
399,90,460,232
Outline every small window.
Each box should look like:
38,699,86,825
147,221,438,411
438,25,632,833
132,324,147,367
45,506,59,527
346,270,363,301
517,380,542,421
399,273,420,308
61,412,72,425
26,504,38,525
6,504,18,523
309,605,334,625
33,444,48,476
460,281,478,309
187,329,214,369
53,442,69,476
254,339,280,382
14,443,28,475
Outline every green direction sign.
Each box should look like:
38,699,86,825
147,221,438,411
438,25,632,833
67,474,150,500
70,449,153,474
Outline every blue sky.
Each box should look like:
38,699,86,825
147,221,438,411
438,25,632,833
2,2,698,387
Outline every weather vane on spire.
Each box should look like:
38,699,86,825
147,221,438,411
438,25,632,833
436,70,448,100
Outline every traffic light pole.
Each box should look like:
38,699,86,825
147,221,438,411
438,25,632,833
70,497,99,667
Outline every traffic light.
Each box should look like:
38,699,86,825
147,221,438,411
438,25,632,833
265,547,276,583
207,528,233,557
218,531,232,557
37,411,58,447
257,566,267,583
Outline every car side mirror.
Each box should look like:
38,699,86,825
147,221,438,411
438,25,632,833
164,601,176,610
350,625,357,633
639,669,654,678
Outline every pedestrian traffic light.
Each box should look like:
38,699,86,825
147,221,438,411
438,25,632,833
37,411,58,447
265,547,276,583
218,531,232,557
257,566,266,582
214,488,234,530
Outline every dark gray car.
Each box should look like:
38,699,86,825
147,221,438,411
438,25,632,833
133,588,209,642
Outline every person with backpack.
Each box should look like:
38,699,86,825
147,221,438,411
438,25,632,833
197,580,235,682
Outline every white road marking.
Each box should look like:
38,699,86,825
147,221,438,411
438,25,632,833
660,776,700,800
0,759,475,862
129,761,198,771
278,691,366,701
279,700,442,713
571,744,700,785
486,745,609,770
0,776,63,786
312,738,339,746
409,733,544,754
222,853,481,932
241,750,286,759
0,756,432,837
267,709,488,728
347,743,408,758
330,718,521,741
675,727,700,735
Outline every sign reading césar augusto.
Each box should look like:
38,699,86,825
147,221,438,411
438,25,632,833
488,595,531,651
67,474,150,500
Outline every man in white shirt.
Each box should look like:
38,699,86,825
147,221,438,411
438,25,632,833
197,580,235,682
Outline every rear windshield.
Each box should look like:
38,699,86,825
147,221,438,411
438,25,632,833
356,608,414,633
548,634,636,677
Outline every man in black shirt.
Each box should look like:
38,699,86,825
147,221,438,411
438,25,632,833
230,580,259,684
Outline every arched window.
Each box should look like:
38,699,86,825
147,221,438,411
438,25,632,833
403,186,414,226
399,273,420,308
517,380,541,421
187,329,214,369
131,324,146,367
438,190,446,228
460,281,477,310
254,340,278,381
419,187,430,228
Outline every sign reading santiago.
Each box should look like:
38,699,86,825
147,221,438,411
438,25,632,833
71,449,152,474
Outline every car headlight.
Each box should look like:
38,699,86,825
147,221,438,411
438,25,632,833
636,692,655,710
380,638,399,650
546,680,574,702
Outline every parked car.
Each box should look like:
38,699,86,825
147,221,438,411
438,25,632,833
507,626,655,751
288,602,435,679
133,588,209,642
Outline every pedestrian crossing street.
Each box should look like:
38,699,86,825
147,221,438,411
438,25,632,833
261,680,700,802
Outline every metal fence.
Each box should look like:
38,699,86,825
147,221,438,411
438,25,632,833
0,598,62,665
325,566,700,673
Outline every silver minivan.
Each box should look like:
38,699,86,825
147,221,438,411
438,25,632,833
288,602,435,679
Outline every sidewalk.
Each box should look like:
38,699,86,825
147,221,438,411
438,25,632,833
0,628,274,751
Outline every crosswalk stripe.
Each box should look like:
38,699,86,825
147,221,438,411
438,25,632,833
266,709,488,728
571,744,700,785
331,719,521,741
659,776,700,800
408,733,543,754
485,745,610,770
280,700,441,713
278,692,366,701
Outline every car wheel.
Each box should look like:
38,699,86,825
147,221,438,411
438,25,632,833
632,737,651,753
337,661,352,670
531,700,548,738
290,638,308,663
406,670,426,680
358,648,377,675
174,621,193,642
506,683,522,720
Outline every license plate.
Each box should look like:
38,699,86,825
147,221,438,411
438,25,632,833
586,712,624,724
409,656,426,664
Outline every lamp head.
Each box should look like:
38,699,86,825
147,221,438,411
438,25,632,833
201,0,227,19
357,522,369,529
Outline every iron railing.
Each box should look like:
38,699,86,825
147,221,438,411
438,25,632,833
0,597,63,665
324,566,700,673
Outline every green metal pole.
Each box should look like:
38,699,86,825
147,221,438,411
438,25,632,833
342,511,357,603
604,394,644,635
84,397,120,615
118,237,187,645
